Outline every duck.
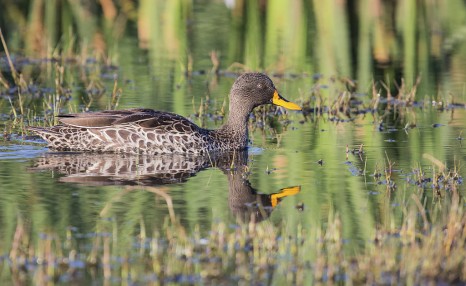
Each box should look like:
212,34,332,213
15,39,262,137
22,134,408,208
28,73,301,155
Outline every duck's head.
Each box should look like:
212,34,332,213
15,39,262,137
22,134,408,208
230,73,301,111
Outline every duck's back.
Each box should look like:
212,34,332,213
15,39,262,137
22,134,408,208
29,109,213,154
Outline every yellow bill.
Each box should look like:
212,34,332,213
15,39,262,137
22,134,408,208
272,90,302,110
270,185,301,208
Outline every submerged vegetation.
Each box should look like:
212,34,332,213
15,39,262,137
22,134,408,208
1,0,466,285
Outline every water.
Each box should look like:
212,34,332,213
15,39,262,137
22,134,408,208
1,1,466,284
1,91,464,237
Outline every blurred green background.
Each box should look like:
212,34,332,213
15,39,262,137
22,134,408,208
2,0,466,96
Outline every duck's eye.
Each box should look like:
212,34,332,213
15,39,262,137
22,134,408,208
257,83,263,89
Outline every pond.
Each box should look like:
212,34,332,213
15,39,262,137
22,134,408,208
1,1,466,284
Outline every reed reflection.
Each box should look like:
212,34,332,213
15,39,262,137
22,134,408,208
31,151,300,222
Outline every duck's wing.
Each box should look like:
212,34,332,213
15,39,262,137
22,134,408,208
57,108,201,133
56,109,144,127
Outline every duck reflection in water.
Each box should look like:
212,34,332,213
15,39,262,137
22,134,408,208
31,151,300,222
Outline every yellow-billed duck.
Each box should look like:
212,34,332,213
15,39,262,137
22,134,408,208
29,73,301,154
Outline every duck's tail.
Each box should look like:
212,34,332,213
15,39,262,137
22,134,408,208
28,126,58,139
27,126,68,150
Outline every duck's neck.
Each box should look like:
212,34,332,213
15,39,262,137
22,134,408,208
214,103,253,149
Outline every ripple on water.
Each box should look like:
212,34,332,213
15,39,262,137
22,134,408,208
0,144,47,160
